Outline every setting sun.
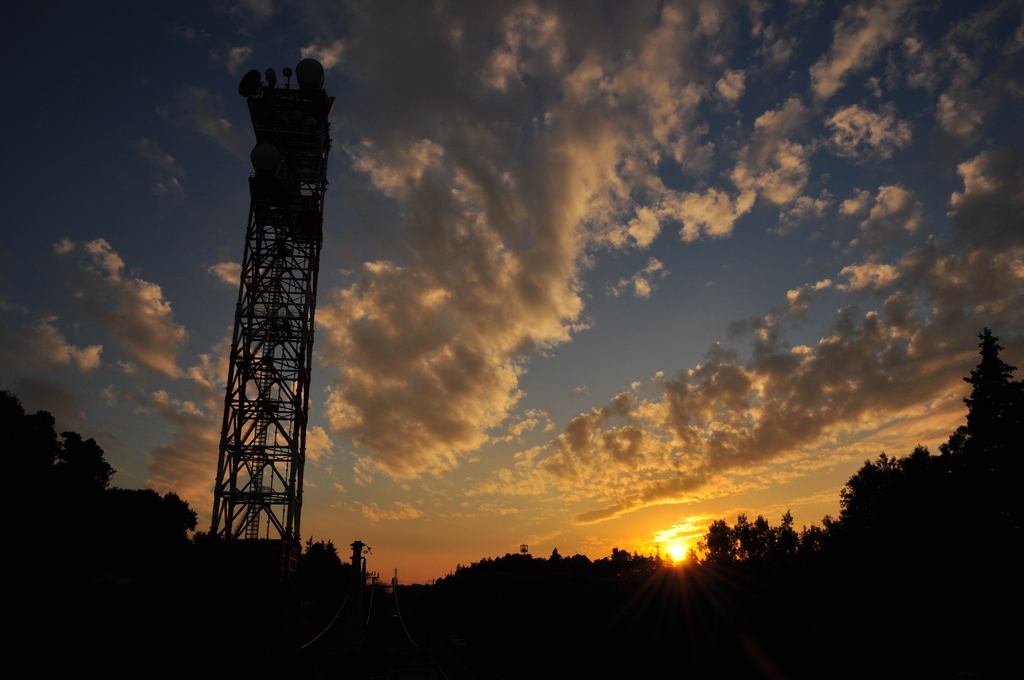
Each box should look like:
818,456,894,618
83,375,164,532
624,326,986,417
668,544,686,562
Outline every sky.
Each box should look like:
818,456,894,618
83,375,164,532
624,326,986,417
2,0,1022,582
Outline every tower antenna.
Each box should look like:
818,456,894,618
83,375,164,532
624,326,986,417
211,59,334,575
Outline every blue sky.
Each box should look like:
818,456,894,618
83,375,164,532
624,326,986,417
2,0,1022,581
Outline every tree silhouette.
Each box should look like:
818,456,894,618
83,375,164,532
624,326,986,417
965,329,1018,433
4,386,205,676
299,537,349,616
5,388,61,484
699,518,735,563
55,430,114,494
100,488,198,582
697,511,803,566
835,445,946,559
4,388,114,497
943,328,1022,458
776,510,798,558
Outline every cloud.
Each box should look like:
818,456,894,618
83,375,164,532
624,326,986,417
153,178,184,198
667,188,757,242
319,252,551,477
300,39,345,70
936,91,984,140
621,207,662,250
208,262,241,286
144,389,220,513
840,188,873,215
0,294,27,313
535,311,978,522
826,103,912,162
213,45,254,75
897,36,941,90
838,262,899,291
715,69,745,102
856,184,925,247
56,239,187,378
652,515,711,544
501,218,1023,523
810,0,914,101
136,138,185,177
1010,12,1024,53
126,334,231,520
184,336,230,391
306,425,334,464
536,392,672,490
299,4,1022,497
172,25,198,41
233,0,272,21
315,1,750,478
608,257,669,298
360,501,423,523
136,138,186,199
786,279,833,317
348,139,446,197
737,139,809,205
0,315,102,372
481,4,570,92
911,244,1024,324
8,376,89,433
507,418,538,437
731,97,811,207
160,88,251,159
947,149,1024,249
779,191,833,232
494,407,554,443
929,4,1018,144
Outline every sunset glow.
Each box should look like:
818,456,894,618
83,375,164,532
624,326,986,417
2,0,1021,583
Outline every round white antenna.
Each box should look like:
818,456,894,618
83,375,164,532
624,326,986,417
250,143,282,176
265,68,277,87
295,59,324,90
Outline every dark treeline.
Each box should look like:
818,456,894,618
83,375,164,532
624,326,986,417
8,329,1021,678
7,387,204,675
7,383,358,677
399,329,1021,679
452,545,667,579
698,328,1021,571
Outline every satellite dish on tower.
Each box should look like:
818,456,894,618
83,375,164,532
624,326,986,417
251,143,282,176
295,59,324,90
238,69,261,97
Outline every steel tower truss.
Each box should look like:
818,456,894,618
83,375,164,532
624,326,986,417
212,63,334,546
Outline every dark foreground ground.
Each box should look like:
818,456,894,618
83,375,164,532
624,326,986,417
22,551,1017,680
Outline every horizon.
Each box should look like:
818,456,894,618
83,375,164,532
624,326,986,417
2,0,1022,583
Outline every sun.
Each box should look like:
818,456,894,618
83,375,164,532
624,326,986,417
668,544,686,562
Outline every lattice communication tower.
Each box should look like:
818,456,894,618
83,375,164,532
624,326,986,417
211,60,334,553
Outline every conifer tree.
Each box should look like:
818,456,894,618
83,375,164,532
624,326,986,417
942,329,1022,459
963,329,1021,452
